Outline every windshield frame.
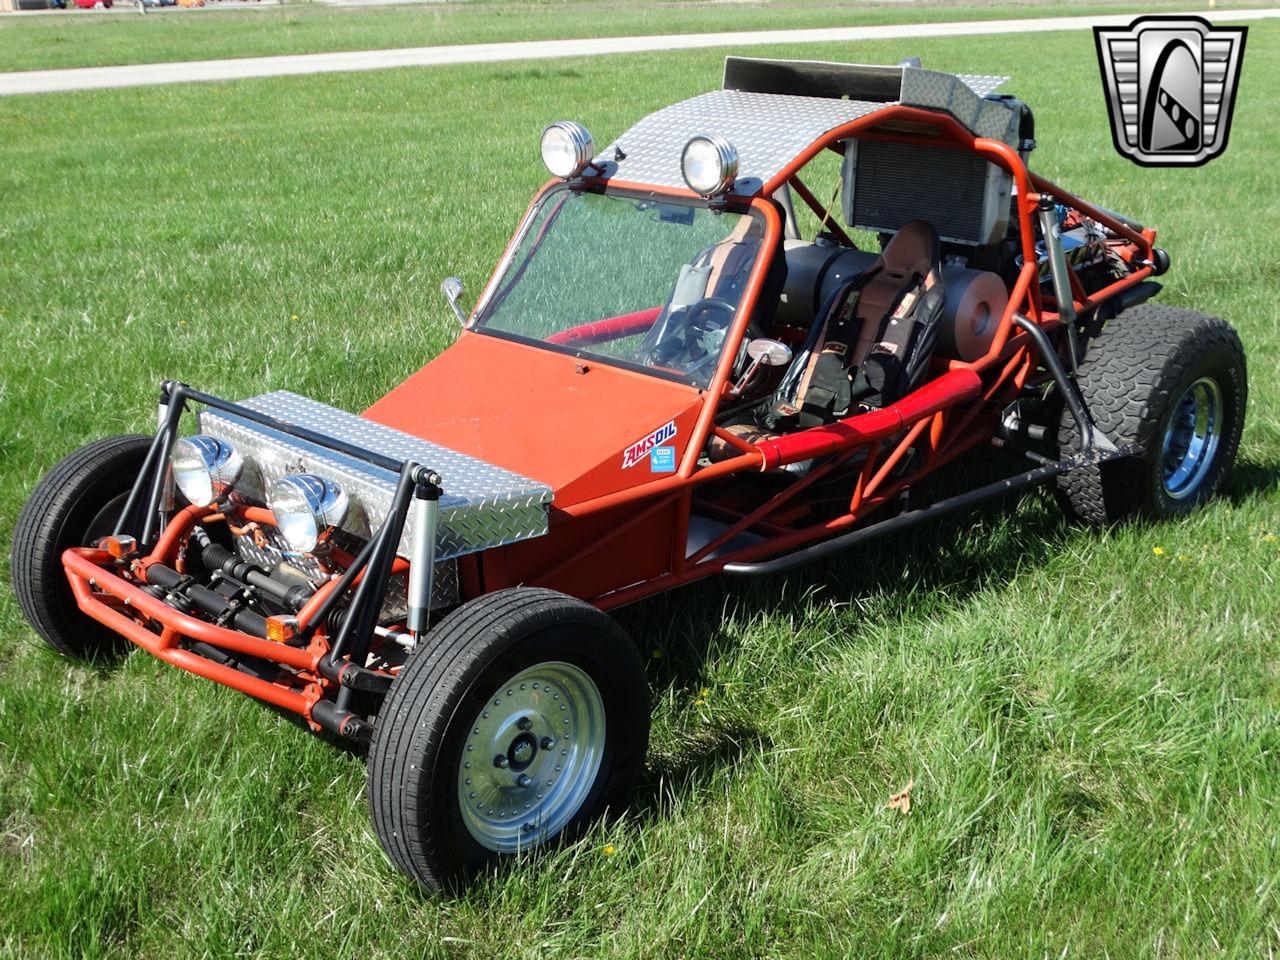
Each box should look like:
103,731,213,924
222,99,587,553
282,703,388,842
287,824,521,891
468,182,771,389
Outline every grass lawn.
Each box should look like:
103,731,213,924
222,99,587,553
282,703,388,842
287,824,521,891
2,22,1279,960
0,0,1274,73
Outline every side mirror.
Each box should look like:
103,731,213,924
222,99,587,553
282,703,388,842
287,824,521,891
731,338,793,397
746,338,793,368
441,276,468,326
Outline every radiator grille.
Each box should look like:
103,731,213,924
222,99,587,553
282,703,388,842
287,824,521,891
844,140,1010,246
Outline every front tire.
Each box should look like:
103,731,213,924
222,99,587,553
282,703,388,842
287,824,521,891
1057,304,1246,525
11,435,152,660
367,587,649,891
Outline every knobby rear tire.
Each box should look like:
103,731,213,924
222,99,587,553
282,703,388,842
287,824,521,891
1057,304,1246,525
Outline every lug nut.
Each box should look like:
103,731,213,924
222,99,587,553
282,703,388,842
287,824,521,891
540,737,556,750
494,755,510,769
515,773,532,788
517,717,533,731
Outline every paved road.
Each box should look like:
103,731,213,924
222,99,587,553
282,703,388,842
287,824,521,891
2,7,1276,96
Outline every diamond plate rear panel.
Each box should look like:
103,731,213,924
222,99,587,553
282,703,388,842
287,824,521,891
598,66,1015,193
900,68,1019,143
199,391,552,561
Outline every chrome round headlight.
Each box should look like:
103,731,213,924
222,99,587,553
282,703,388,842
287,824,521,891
170,436,242,507
268,474,349,553
681,134,738,197
541,121,595,179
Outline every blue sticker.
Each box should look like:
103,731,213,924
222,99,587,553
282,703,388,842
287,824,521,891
649,446,676,473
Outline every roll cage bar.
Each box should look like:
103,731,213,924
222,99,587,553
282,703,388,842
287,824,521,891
545,103,1157,488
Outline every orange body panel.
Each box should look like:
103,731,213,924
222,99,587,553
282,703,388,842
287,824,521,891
484,498,681,598
363,331,705,508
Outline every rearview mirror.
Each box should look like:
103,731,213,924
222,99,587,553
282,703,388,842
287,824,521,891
731,338,794,397
441,276,468,326
746,338,793,368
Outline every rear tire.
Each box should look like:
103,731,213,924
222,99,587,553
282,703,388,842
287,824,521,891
1057,304,1246,525
11,435,152,660
367,587,649,891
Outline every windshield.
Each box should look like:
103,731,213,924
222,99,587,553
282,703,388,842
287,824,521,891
473,187,765,387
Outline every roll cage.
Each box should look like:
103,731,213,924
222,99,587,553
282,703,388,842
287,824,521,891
462,99,1157,600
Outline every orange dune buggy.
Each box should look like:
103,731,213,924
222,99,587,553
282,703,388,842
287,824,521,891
13,57,1246,890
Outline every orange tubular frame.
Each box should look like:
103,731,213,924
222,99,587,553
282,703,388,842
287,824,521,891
557,104,1157,608
64,549,319,714
60,102,1160,721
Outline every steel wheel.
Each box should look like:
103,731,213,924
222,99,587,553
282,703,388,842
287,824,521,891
1160,376,1223,500
458,660,606,853
369,589,649,890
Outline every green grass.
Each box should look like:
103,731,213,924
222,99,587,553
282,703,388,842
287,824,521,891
2,23,1279,960
0,0,1274,73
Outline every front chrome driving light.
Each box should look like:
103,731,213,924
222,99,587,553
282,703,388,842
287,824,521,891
541,121,595,179
681,134,738,197
170,435,243,507
268,474,350,553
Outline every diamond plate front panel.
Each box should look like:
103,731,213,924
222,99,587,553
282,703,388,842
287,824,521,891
199,391,552,561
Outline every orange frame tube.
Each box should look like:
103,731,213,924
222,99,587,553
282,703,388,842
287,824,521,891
65,550,318,715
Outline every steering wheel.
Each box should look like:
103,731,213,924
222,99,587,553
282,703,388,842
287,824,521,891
645,297,748,379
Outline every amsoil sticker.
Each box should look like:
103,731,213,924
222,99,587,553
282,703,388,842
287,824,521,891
622,420,677,469
649,446,676,473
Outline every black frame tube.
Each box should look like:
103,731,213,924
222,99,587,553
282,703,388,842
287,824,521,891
138,394,185,545
724,446,1124,577
114,429,166,538
325,464,417,710
1011,314,1114,454
180,383,411,473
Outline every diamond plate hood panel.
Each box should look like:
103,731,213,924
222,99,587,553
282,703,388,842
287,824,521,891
199,392,552,561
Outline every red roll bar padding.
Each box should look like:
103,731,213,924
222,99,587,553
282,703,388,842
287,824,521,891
755,369,983,470
544,306,662,346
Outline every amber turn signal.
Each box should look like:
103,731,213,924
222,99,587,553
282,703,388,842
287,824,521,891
98,534,138,559
265,616,297,644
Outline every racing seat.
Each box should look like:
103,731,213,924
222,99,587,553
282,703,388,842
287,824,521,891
709,221,945,460
769,220,945,425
